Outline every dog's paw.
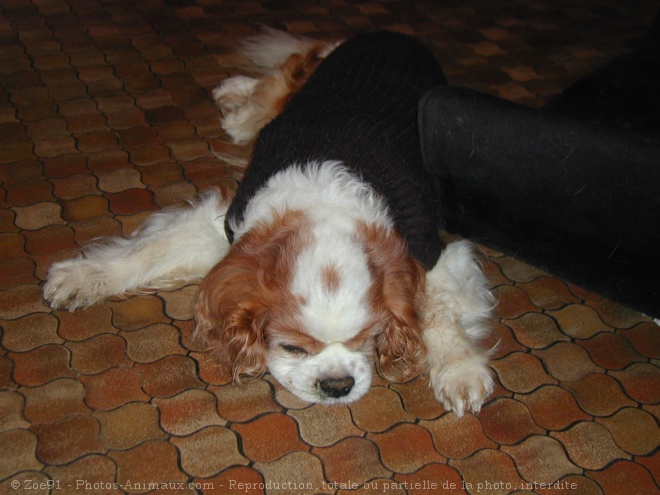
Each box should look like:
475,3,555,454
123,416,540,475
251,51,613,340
430,358,493,417
212,76,257,114
220,105,270,144
43,259,112,310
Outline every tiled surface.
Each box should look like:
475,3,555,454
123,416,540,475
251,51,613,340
1,1,659,494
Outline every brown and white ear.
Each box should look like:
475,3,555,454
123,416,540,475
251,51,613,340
361,223,428,381
194,251,270,383
194,210,310,383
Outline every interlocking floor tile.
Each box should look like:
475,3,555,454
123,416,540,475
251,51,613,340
2,1,659,493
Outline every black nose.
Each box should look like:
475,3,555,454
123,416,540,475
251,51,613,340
318,377,355,398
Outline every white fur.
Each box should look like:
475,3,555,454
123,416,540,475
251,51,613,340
212,29,340,144
45,28,495,414
44,190,231,310
43,162,493,415
423,240,495,416
237,27,323,70
268,343,373,405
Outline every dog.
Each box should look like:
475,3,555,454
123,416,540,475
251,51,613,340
44,30,494,416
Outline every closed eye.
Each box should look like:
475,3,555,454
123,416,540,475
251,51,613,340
281,344,308,355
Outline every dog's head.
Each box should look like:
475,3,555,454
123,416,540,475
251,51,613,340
194,210,426,404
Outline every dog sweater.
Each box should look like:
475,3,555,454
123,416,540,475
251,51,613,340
225,31,448,270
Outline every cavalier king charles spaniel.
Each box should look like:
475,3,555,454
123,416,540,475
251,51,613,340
44,29,494,416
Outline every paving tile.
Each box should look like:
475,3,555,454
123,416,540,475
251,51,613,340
562,373,636,417
253,451,328,495
516,385,591,430
501,435,581,484
577,332,646,370
86,149,133,174
479,397,544,445
5,179,53,206
493,254,548,283
389,375,446,419
586,298,652,329
32,414,104,465
67,333,130,374
0,312,63,352
609,362,660,404
395,464,467,495
106,188,158,216
618,322,660,359
44,455,119,495
13,202,66,231
96,167,145,193
10,344,75,386
233,413,307,463
551,421,629,470
369,423,445,473
450,449,525,495
314,436,390,486
78,367,148,411
491,285,538,320
491,352,556,394
595,407,660,456
109,441,187,491
533,342,602,381
504,312,570,349
173,426,248,478
0,429,43,480
154,389,225,436
536,475,603,495
158,284,198,320
94,402,166,450
61,194,111,223
637,451,660,487
0,355,17,390
588,460,660,495
107,295,169,331
192,350,233,385
121,323,186,363
200,466,266,495
21,377,92,424
211,380,281,423
288,404,361,447
41,153,88,179
136,355,205,398
51,173,101,200
548,304,613,339
0,390,30,432
0,232,28,262
349,386,414,432
152,181,199,207
57,304,117,341
421,413,496,459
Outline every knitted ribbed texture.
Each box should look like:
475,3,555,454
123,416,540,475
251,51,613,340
225,31,448,269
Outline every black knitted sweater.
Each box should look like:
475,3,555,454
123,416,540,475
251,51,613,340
225,31,447,269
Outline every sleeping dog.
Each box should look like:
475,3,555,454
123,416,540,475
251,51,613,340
44,30,494,416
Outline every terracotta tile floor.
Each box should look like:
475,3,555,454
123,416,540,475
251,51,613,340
1,1,659,494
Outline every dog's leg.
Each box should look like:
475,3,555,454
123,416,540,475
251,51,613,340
212,75,258,115
44,189,231,310
214,69,292,144
422,240,494,417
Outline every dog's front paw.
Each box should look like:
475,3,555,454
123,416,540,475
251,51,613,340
430,359,493,417
43,259,111,310
212,76,257,114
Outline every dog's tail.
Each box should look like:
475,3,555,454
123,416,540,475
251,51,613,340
212,29,341,147
238,26,339,71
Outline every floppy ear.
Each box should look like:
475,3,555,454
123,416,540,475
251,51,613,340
194,210,309,383
194,249,269,383
361,223,428,381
